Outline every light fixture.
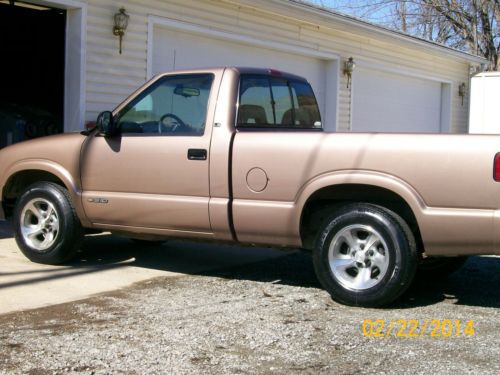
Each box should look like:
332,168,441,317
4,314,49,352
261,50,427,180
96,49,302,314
458,82,467,106
113,7,129,54
344,57,355,88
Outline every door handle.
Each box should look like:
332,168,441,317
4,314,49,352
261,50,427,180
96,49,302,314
187,148,207,160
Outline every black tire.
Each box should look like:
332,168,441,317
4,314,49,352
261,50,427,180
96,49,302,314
313,203,418,307
416,256,468,280
13,182,83,264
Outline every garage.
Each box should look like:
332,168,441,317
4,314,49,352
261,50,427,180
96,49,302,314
351,67,446,133
0,1,479,137
0,1,66,149
151,24,333,130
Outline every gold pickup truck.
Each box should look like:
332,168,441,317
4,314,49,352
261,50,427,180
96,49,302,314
1,67,498,307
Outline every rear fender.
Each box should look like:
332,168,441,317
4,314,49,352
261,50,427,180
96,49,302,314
294,170,426,222
294,170,495,255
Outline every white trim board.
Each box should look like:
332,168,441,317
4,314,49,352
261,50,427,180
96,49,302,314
29,0,87,132
146,16,340,80
29,0,85,8
355,58,453,85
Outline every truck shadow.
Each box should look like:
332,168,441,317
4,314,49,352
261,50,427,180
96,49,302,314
0,221,13,239
71,234,499,309
394,256,500,309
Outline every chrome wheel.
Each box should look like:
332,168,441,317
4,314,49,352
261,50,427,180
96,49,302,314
314,204,417,306
20,198,60,251
328,224,389,291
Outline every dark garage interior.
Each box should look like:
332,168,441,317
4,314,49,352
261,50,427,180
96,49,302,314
0,1,66,149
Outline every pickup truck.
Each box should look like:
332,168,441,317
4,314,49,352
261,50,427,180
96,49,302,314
1,67,498,307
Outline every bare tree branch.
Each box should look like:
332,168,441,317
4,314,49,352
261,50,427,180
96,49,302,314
312,0,499,70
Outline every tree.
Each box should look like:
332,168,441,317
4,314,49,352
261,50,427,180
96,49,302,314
314,0,499,70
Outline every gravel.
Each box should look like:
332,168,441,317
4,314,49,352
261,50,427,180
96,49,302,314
0,248,498,375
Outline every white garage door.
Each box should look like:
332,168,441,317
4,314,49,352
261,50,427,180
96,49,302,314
352,67,443,133
152,26,328,127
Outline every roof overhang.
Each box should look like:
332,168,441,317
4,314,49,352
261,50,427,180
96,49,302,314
223,0,488,65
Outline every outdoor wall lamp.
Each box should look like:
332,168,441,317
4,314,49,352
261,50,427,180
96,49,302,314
344,57,355,88
113,7,129,54
458,82,467,106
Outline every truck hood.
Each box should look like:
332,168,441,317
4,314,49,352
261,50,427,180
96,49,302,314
0,132,87,190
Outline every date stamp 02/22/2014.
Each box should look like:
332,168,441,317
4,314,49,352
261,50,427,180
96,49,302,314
362,319,476,338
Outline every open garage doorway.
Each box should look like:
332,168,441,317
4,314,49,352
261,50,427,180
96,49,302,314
0,1,66,148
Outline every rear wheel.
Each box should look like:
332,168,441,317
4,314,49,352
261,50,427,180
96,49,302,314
313,203,418,307
13,182,83,264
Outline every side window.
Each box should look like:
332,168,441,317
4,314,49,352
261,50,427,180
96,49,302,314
238,76,273,125
237,74,321,129
272,80,293,125
116,74,214,136
289,81,322,128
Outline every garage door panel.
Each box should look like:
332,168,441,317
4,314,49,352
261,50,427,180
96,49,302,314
152,27,326,122
352,68,442,133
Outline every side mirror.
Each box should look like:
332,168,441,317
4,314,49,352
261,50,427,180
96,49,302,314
96,111,118,136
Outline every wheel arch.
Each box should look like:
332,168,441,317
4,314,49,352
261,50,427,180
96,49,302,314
1,160,86,223
296,172,425,251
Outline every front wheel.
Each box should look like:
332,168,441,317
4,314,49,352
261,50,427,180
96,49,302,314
13,182,83,264
313,203,418,307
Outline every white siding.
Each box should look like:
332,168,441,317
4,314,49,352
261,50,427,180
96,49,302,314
83,0,473,133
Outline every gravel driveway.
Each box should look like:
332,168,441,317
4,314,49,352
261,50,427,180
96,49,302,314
0,243,498,375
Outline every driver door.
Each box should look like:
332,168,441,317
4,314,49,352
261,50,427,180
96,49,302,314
81,73,217,235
